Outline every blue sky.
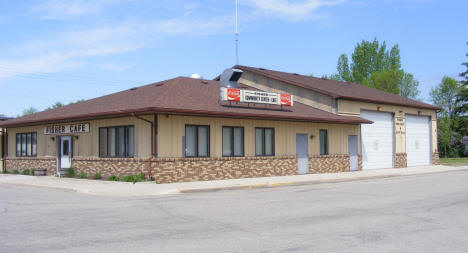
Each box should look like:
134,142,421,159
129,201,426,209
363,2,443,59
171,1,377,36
0,0,467,117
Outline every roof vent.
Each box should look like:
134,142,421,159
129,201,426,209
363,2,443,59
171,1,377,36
130,87,137,90
219,68,243,88
189,73,203,79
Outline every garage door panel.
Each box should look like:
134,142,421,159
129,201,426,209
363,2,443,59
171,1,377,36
361,111,394,170
406,115,431,166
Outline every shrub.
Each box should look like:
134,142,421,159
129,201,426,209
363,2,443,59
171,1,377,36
93,173,102,180
22,169,30,175
66,168,75,178
13,169,19,174
108,175,119,181
79,172,87,179
120,173,145,184
30,169,34,176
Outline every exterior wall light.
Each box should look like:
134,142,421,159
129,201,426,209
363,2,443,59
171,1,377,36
51,137,55,141
74,136,79,140
377,106,383,111
310,135,314,140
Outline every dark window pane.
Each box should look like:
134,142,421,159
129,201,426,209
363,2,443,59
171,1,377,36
233,127,243,156
108,128,116,157
255,128,264,156
198,126,209,157
99,128,108,157
265,129,274,156
63,140,69,156
320,130,328,155
32,133,37,156
21,134,26,156
185,126,196,157
222,127,233,156
127,126,134,157
16,134,21,156
118,127,125,157
26,133,32,156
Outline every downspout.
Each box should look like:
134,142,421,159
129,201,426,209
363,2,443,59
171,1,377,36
132,113,154,179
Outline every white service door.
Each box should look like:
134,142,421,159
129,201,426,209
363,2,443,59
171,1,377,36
60,136,72,169
406,115,431,166
361,111,394,169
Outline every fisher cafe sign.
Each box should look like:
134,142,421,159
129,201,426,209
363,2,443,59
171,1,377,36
44,123,90,135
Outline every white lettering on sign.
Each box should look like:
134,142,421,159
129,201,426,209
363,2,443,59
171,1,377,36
220,87,293,106
44,123,90,135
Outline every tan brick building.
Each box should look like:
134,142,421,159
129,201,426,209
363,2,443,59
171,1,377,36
0,66,440,183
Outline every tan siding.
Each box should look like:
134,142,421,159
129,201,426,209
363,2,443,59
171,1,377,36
239,71,336,113
337,99,438,153
7,114,359,159
7,115,154,159
157,114,359,157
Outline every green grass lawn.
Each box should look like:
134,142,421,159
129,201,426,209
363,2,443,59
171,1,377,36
440,157,468,165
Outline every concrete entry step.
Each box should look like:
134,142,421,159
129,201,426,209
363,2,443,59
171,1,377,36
33,168,47,176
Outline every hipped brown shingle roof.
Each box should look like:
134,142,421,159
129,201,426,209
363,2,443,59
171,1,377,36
0,77,371,128
235,65,441,110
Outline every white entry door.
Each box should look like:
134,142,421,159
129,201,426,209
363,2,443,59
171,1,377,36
361,110,394,169
406,115,431,166
348,135,359,171
60,136,72,169
296,134,309,174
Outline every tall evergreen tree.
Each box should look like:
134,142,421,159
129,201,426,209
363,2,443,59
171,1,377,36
455,42,468,116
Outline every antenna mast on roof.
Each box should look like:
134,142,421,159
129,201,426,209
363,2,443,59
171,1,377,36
235,0,239,65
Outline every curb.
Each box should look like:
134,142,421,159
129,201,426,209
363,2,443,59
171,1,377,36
178,168,468,193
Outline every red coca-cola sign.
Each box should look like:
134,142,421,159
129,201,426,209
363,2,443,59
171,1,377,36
280,94,292,106
227,88,241,101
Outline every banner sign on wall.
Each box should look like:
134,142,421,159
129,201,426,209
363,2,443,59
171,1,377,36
220,87,293,106
44,123,90,135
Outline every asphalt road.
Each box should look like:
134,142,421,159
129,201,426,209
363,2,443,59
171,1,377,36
1,170,468,253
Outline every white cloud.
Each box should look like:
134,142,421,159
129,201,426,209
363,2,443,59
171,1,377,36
242,0,344,21
0,14,233,81
0,0,343,81
31,0,115,19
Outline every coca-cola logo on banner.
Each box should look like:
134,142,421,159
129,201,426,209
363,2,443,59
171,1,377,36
280,94,292,106
227,88,241,101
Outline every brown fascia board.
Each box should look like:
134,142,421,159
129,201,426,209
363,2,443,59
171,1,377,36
0,107,372,128
337,96,442,111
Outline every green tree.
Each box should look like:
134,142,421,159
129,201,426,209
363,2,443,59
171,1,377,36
46,99,85,110
328,38,420,96
399,72,420,99
437,117,453,157
47,102,64,110
21,107,38,116
430,76,463,118
70,99,85,104
455,42,468,117
336,54,353,82
369,69,403,94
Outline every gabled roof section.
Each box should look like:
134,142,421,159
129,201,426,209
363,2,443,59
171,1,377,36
0,77,371,128
235,65,440,110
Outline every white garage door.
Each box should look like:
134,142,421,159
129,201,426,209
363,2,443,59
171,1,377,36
406,115,431,166
361,111,394,169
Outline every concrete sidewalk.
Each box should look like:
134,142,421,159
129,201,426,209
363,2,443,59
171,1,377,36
1,165,467,197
